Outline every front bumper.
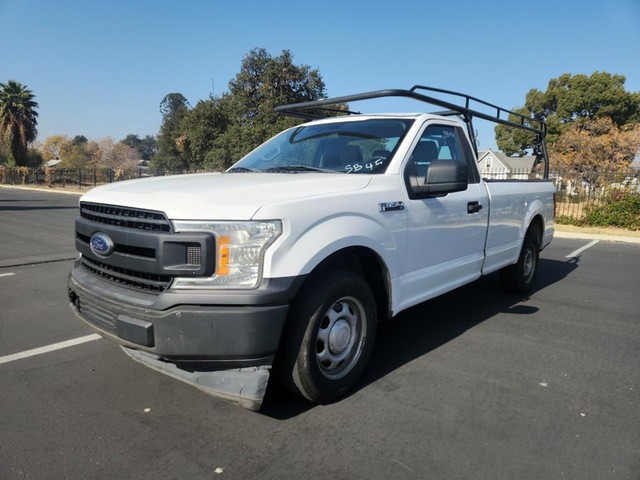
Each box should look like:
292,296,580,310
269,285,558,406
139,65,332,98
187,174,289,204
68,261,297,368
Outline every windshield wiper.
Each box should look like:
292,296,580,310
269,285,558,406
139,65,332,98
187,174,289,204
263,165,335,173
226,166,260,173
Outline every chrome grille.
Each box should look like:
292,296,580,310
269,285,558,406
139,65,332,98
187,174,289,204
80,202,172,232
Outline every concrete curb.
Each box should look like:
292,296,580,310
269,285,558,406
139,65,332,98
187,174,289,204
554,229,640,244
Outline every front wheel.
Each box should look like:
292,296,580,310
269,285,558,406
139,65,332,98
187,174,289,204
276,270,377,403
501,228,540,293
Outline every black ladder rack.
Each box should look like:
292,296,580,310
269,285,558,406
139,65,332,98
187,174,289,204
275,85,549,178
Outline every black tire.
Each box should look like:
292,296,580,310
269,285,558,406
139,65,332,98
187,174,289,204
500,228,540,293
276,269,377,403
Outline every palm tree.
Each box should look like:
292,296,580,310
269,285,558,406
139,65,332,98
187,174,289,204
0,80,39,166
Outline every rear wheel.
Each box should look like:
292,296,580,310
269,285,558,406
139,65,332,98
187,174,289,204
501,228,540,293
277,269,377,403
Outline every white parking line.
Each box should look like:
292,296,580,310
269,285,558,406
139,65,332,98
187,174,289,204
0,334,102,365
566,240,600,258
0,272,16,277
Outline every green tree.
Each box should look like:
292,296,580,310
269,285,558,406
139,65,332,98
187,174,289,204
24,148,43,168
496,72,640,157
160,93,191,120
208,48,329,169
228,48,325,120
533,72,639,125
176,98,228,170
121,134,157,161
0,80,39,166
151,49,334,171
152,93,191,171
494,107,539,156
64,140,98,170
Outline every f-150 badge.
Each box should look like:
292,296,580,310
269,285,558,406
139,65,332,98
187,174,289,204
379,201,405,212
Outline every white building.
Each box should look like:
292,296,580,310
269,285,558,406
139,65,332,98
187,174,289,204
477,150,537,180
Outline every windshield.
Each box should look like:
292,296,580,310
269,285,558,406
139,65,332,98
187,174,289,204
228,118,414,174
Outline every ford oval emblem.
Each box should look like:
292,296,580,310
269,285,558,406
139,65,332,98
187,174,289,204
89,232,114,257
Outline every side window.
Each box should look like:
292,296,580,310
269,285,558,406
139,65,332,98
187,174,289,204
407,124,468,180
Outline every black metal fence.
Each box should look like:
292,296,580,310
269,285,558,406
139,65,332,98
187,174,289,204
0,166,210,190
555,167,639,220
480,166,640,220
2,165,639,221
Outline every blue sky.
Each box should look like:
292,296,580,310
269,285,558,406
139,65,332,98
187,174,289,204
1,0,639,150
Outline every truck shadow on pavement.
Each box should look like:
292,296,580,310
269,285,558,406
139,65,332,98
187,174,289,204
260,256,579,419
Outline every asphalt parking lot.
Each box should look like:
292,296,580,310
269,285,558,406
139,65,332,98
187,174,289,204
1,186,639,480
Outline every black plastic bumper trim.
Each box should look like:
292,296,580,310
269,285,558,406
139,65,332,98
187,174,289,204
68,274,292,367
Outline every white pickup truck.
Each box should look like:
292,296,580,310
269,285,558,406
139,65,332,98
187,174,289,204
68,86,555,410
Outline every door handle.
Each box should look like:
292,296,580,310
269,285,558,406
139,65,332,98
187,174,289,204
467,201,483,214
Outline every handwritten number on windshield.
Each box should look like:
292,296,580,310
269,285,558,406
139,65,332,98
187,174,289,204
344,157,385,173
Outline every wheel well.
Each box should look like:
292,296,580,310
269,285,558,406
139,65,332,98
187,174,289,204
528,215,544,247
305,247,391,322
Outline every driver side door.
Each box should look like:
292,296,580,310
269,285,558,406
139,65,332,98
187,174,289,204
397,122,489,311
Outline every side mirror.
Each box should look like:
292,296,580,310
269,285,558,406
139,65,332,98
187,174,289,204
408,159,469,199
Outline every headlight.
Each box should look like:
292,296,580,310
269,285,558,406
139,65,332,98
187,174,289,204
170,220,282,289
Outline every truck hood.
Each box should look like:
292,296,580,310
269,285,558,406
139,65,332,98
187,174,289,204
80,172,372,220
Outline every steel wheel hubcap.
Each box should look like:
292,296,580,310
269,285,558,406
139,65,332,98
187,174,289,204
329,319,352,353
316,297,367,380
523,246,535,282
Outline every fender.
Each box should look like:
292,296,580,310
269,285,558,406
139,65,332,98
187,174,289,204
508,192,554,267
522,185,556,250
522,198,545,238
263,212,403,281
